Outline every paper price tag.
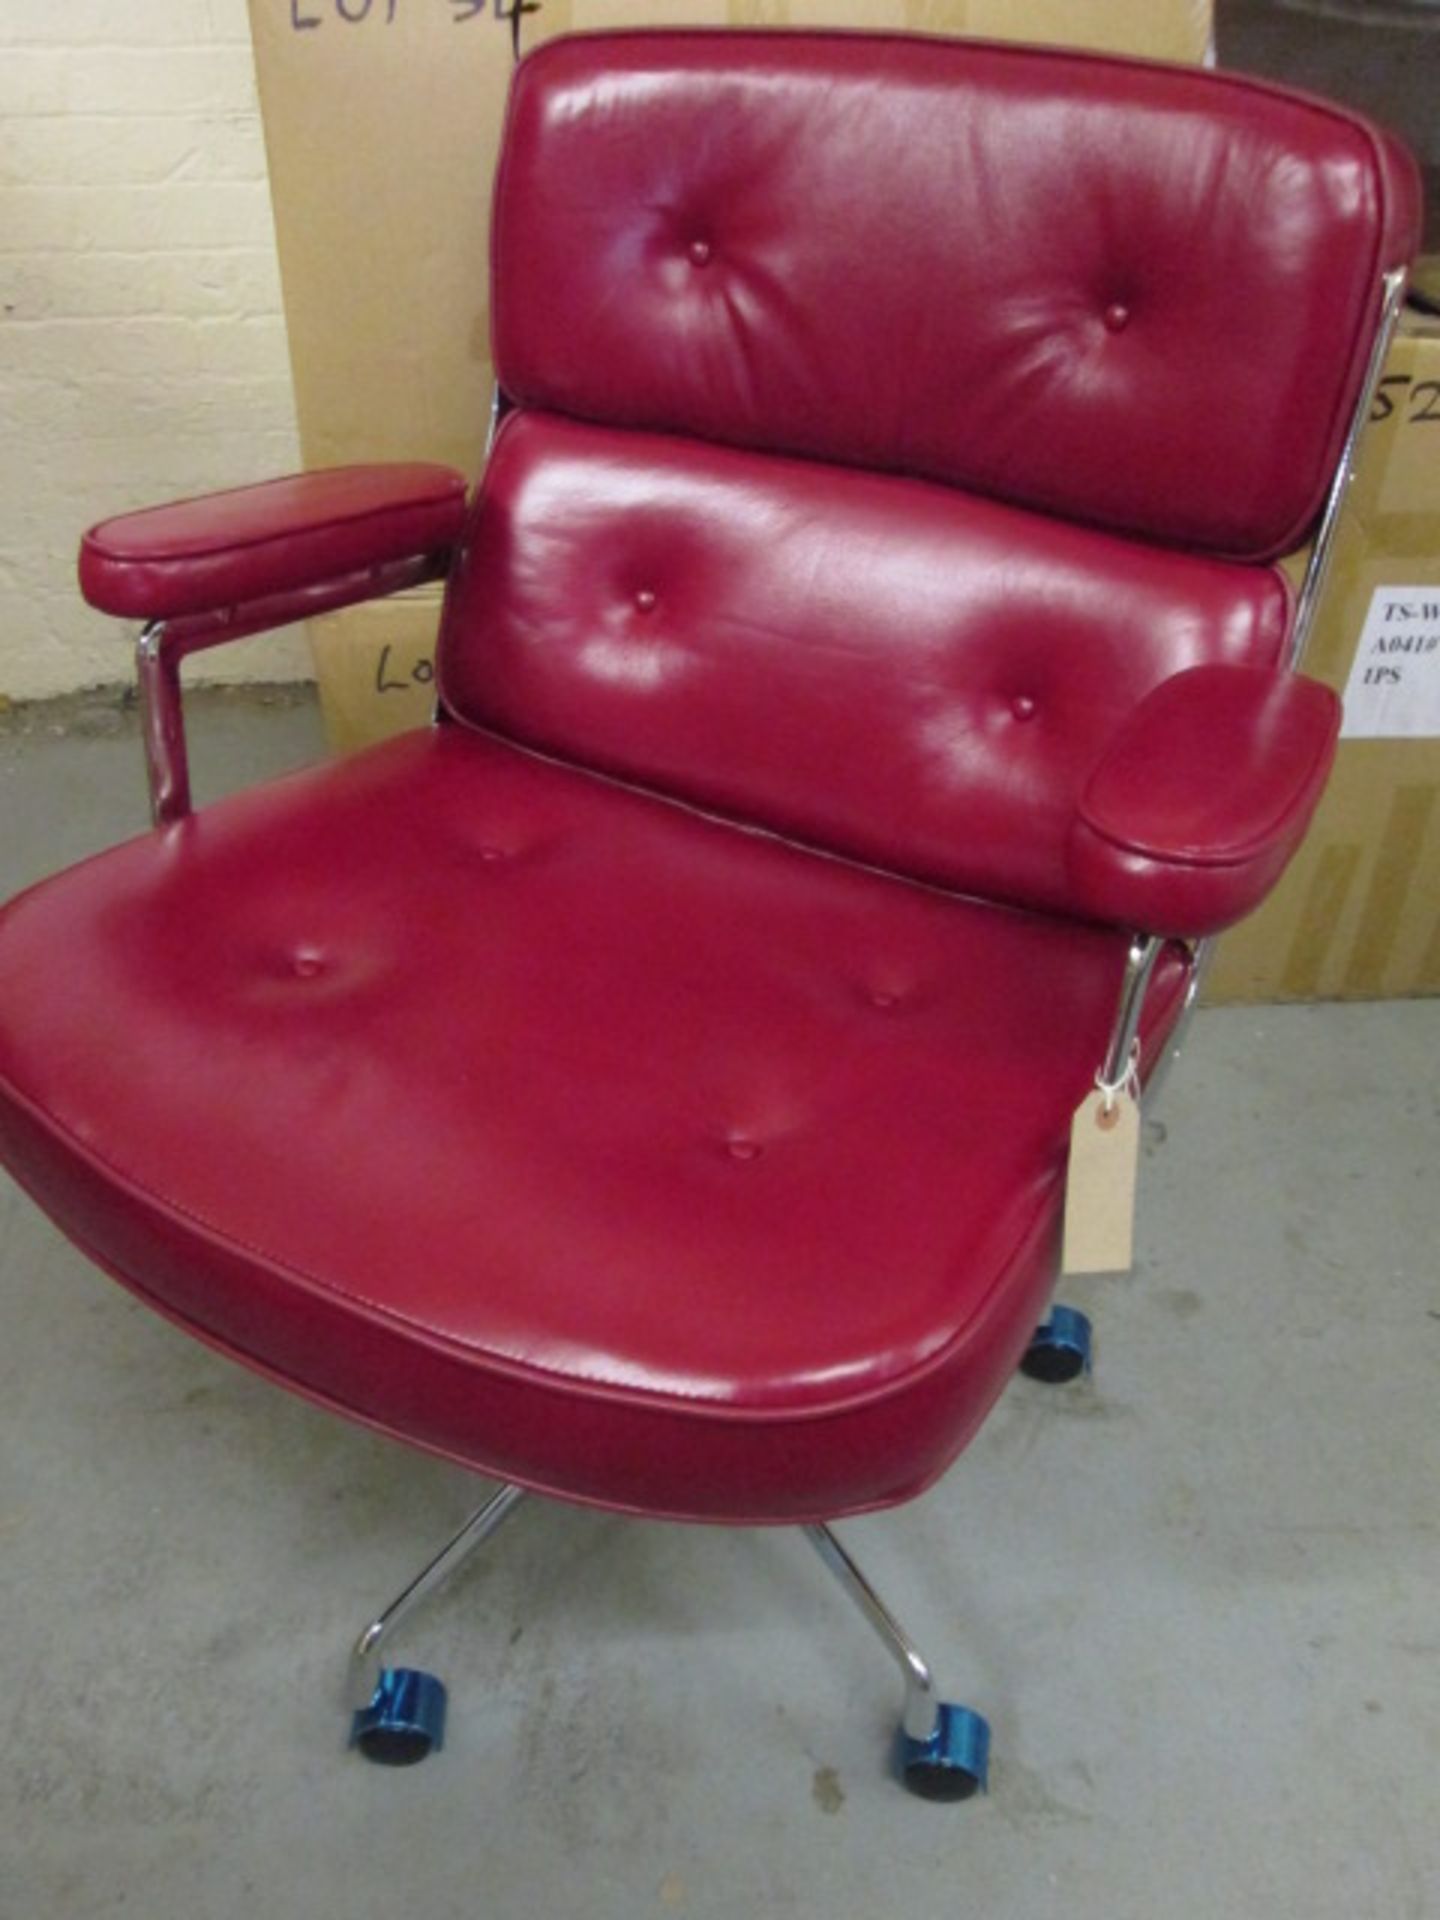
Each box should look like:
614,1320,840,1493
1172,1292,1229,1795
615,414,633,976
1061,1086,1140,1275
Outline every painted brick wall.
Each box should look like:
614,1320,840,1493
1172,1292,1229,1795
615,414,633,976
0,0,307,702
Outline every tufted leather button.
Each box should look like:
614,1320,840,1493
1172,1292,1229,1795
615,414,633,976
1103,303,1131,334
869,989,900,1009
634,587,657,613
291,950,324,978
1010,694,1037,722
687,238,712,268
477,844,507,863
726,1135,762,1162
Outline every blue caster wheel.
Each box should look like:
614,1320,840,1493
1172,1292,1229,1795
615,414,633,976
1021,1305,1092,1384
350,1667,447,1766
899,1702,991,1802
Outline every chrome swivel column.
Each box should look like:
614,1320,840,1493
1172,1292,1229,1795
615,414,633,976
804,1523,989,1799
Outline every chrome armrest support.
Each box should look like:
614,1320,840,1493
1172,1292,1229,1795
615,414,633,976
133,550,450,827
135,620,188,827
1100,932,1215,1112
1099,933,1164,1095
1142,935,1213,1110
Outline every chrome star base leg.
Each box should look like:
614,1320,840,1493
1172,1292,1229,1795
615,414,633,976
1020,1304,1093,1384
347,1481,527,1764
344,1488,988,1794
804,1522,990,1801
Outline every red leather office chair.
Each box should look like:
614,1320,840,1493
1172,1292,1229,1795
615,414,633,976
0,32,1420,1799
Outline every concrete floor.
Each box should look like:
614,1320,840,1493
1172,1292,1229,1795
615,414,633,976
1,692,1437,1919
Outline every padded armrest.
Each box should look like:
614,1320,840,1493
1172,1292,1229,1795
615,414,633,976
1067,664,1341,939
78,464,469,622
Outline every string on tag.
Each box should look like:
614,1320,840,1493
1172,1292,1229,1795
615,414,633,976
1096,1038,1141,1117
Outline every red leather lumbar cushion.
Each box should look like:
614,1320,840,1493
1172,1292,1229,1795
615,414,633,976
493,32,1420,562
441,411,1291,920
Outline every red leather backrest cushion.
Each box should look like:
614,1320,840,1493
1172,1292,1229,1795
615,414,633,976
441,413,1291,916
492,32,1419,562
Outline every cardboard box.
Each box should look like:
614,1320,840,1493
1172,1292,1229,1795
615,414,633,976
540,0,1211,61
308,589,444,755
1205,305,1440,1003
248,0,1211,748
249,0,1213,479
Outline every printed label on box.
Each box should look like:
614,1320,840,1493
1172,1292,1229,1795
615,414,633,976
1340,585,1440,739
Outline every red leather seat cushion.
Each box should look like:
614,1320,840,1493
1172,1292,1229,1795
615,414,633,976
0,728,1185,1522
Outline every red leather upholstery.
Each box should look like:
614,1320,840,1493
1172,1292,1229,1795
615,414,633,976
1068,665,1342,938
79,465,468,621
442,412,1291,918
0,729,1188,1521
493,32,1421,561
0,35,1420,1531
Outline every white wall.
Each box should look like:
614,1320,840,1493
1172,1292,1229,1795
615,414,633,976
0,0,307,702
